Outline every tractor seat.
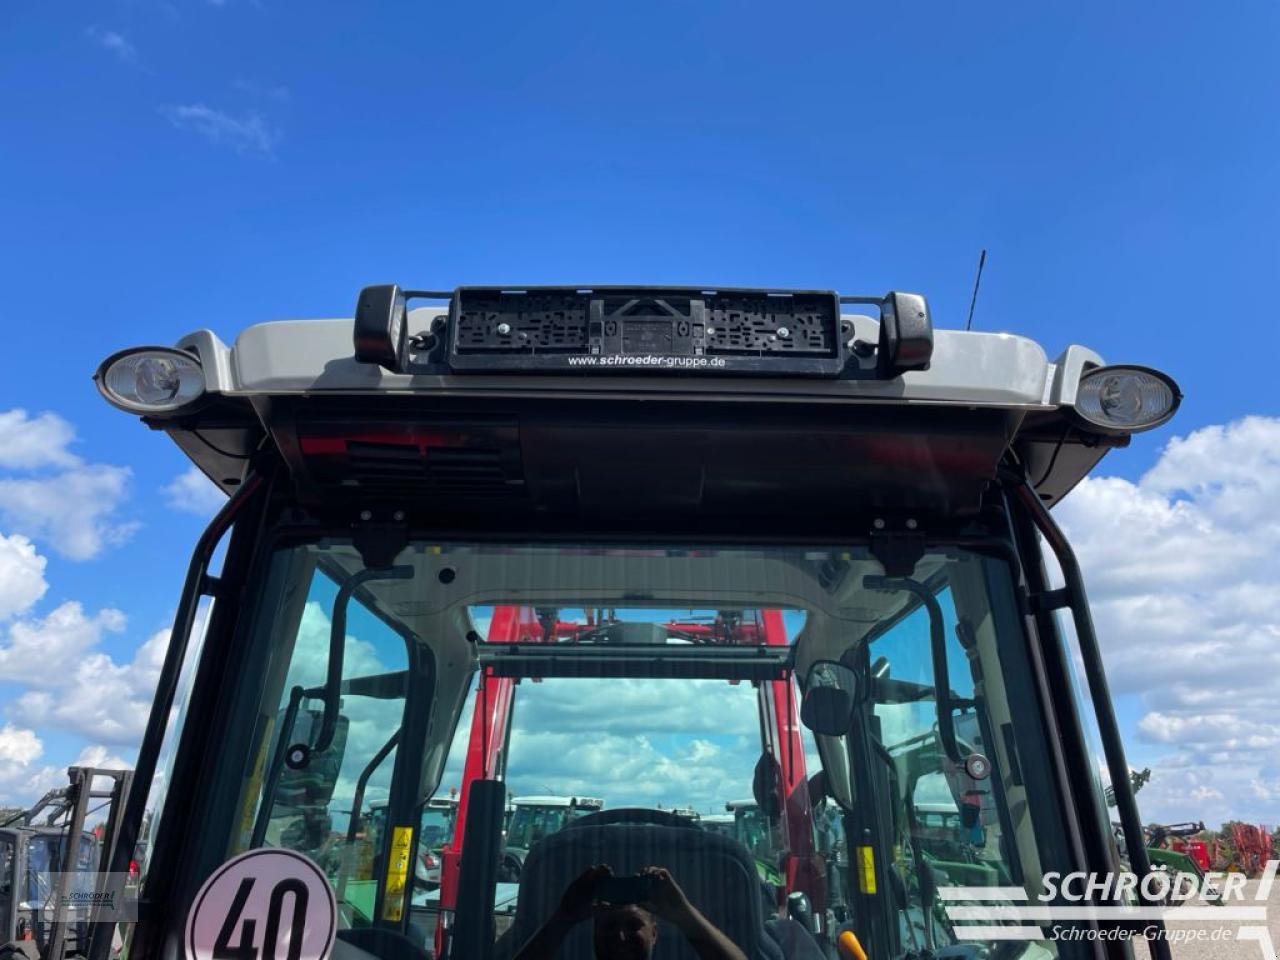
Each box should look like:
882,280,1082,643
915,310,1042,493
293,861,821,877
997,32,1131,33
496,822,764,960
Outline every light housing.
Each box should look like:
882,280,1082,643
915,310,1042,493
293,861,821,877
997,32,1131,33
1072,364,1181,434
876,291,933,375
94,347,206,414
354,283,408,371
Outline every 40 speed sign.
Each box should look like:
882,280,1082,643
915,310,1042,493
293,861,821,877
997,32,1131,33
186,849,337,960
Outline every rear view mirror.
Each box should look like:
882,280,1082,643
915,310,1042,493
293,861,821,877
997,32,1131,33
801,660,859,811
800,660,859,736
800,686,853,736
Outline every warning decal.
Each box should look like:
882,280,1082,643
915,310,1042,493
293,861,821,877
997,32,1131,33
185,848,337,960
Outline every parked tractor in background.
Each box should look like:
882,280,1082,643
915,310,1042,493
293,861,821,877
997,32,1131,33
1139,822,1223,903
0,769,132,960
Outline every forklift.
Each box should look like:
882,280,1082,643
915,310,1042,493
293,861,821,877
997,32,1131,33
88,283,1183,960
0,768,131,960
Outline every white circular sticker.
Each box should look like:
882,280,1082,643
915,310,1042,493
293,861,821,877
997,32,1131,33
186,849,337,960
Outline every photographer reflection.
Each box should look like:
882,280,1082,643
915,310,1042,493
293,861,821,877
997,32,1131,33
514,864,747,960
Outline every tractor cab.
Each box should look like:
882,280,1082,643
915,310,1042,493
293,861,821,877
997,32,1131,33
86,284,1183,960
503,798,604,863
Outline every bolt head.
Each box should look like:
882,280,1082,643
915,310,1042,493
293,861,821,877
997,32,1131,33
776,326,791,338
496,322,512,336
359,509,373,521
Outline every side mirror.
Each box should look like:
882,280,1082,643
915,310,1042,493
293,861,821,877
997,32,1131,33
277,707,350,809
752,754,783,821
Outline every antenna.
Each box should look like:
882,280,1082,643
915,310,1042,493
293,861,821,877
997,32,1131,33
965,249,987,332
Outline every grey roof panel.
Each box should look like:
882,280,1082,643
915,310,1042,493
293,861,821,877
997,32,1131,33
179,312,1069,410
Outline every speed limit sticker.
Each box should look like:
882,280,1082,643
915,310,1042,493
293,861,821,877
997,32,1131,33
186,849,337,960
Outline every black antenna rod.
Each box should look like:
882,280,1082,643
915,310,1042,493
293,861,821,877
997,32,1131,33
965,248,987,332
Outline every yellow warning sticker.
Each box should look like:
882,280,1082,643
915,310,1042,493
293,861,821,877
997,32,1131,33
858,845,877,895
382,826,414,921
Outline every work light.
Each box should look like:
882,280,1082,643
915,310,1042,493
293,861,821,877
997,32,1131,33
94,347,206,414
1073,365,1181,434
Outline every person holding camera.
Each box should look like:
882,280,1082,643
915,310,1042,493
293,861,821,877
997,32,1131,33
514,864,747,960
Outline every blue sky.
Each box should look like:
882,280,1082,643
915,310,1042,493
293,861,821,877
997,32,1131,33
1,1,1277,822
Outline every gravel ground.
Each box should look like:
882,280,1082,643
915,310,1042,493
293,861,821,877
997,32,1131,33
1165,878,1280,960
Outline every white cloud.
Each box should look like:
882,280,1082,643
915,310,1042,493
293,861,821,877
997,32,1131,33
0,534,47,622
0,601,127,684
163,466,227,515
0,723,51,804
85,26,137,64
0,725,42,765
436,677,767,813
0,406,164,790
159,104,280,155
0,410,80,471
1056,415,1280,825
0,466,137,560
73,743,133,771
0,407,136,560
11,626,167,744
6,743,134,810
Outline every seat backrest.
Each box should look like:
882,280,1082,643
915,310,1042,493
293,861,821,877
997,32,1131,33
505,823,762,960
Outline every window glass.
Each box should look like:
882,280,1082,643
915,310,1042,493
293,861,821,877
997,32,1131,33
238,566,410,927
808,556,1058,957
202,540,1072,960
136,596,213,886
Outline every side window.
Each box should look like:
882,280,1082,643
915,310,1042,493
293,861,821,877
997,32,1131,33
868,583,1018,884
241,568,410,926
1050,609,1118,838
137,595,215,886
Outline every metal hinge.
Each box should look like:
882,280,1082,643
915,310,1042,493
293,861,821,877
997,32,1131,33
1028,587,1072,615
352,507,410,569
869,517,925,578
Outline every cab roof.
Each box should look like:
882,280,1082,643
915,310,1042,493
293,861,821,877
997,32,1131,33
133,285,1145,523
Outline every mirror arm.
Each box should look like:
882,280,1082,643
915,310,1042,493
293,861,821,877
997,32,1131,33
862,575,964,763
316,566,413,753
251,684,306,848
335,727,403,908
345,729,403,845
